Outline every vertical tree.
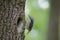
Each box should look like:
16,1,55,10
0,0,26,40
48,0,60,40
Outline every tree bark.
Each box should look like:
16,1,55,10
48,0,60,40
0,0,26,40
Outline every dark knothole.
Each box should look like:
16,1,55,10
17,17,22,26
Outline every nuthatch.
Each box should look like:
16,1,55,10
26,15,34,33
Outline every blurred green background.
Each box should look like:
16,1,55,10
25,0,50,40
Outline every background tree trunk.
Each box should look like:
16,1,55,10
0,0,26,40
48,0,60,40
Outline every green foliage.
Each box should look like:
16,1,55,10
25,0,50,40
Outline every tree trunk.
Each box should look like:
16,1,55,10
48,0,60,40
0,0,26,40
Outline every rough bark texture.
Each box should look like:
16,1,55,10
48,0,60,40
0,0,26,40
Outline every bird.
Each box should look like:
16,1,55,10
26,15,34,33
